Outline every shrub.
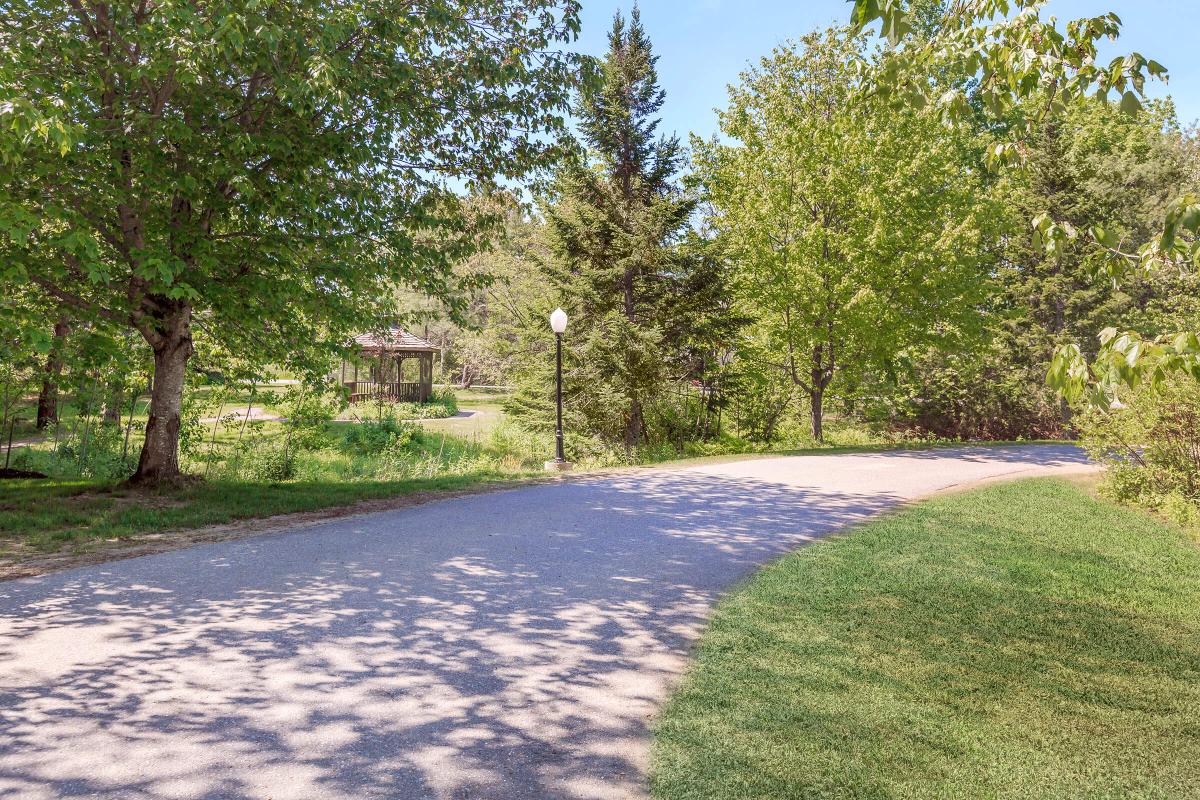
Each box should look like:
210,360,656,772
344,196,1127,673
1076,375,1200,515
281,386,342,451
239,447,295,482
1160,492,1200,540
860,344,1065,441
340,418,422,456
388,389,459,420
723,367,795,443
17,423,137,480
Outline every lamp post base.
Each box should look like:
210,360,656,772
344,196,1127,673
544,459,574,472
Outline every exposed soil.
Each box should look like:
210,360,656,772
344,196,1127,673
0,468,48,480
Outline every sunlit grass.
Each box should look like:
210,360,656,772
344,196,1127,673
652,478,1200,799
1,406,545,552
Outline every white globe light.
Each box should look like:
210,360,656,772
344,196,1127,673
549,308,568,334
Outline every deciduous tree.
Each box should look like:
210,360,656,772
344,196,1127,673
695,28,996,440
846,0,1200,405
0,0,582,483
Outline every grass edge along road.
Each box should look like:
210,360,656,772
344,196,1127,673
651,477,1200,800
0,470,542,581
0,438,1063,579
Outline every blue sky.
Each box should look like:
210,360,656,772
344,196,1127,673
570,1,1200,142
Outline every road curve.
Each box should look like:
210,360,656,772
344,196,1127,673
0,445,1094,800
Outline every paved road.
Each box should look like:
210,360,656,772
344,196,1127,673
0,446,1093,800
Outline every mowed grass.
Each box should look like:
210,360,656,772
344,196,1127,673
652,478,1200,800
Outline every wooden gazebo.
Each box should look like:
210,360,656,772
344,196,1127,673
339,327,437,403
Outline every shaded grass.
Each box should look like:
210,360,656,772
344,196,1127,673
651,478,1200,800
1,402,544,557
0,469,528,551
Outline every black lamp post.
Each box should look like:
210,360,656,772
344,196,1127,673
547,308,570,470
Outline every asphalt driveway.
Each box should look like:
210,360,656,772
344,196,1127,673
0,445,1094,800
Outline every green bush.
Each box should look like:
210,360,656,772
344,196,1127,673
239,447,295,482
1160,492,1200,540
1077,375,1200,517
14,423,137,480
340,418,422,455
281,386,342,451
858,344,1066,441
389,389,459,419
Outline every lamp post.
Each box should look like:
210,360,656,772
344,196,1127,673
546,308,572,471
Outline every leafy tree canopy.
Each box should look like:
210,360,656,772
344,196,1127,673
695,27,1000,440
846,0,1200,407
0,0,583,482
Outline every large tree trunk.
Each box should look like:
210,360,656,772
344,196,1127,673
130,306,194,485
810,387,824,442
36,317,71,430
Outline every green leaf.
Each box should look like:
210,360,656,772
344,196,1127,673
1118,90,1141,115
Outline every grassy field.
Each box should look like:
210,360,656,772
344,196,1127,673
651,478,1200,800
411,388,507,440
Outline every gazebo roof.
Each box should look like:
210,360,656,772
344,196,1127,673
353,326,437,354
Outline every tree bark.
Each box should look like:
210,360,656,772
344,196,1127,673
810,387,824,442
129,306,194,485
102,383,124,425
36,317,71,430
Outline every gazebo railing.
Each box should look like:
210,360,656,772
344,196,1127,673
345,381,428,403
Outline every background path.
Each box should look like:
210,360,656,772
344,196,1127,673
0,445,1094,800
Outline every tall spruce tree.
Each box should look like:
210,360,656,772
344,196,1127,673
538,7,695,449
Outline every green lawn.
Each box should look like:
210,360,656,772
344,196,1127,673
0,470,531,553
652,478,1200,800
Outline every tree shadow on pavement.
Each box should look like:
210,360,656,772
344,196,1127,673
0,446,1088,799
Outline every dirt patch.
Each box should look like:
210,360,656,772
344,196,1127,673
0,468,48,480
0,477,559,582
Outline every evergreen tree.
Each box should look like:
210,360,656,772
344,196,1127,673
996,99,1198,420
537,7,697,449
865,97,1199,440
